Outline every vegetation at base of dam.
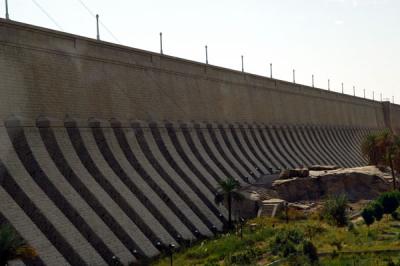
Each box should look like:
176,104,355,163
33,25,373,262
152,197,400,266
150,131,400,265
361,130,400,190
0,225,36,266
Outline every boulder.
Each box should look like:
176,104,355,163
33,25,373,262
273,166,391,202
279,168,309,179
288,202,313,210
308,165,340,171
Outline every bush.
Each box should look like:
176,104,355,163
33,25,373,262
286,254,310,266
377,192,400,214
321,194,349,227
361,192,400,227
361,207,375,227
270,228,304,257
203,261,219,266
302,240,319,263
225,247,262,265
304,223,326,240
391,211,400,220
287,208,307,221
0,225,36,265
371,201,384,221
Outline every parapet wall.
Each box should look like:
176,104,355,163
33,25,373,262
0,19,394,128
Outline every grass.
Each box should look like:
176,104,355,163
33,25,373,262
320,252,400,266
151,214,400,266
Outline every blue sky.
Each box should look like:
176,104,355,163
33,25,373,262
4,0,400,102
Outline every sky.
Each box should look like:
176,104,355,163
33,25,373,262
3,0,400,102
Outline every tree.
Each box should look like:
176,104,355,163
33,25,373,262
214,177,241,229
362,133,385,165
361,207,375,227
370,201,384,221
377,192,399,215
392,135,400,180
361,130,400,190
0,225,36,266
379,131,398,190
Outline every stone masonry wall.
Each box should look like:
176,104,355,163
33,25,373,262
0,19,393,128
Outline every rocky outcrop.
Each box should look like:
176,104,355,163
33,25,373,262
279,169,309,179
272,166,392,202
308,165,340,171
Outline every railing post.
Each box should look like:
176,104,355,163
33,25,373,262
312,74,314,87
205,45,208,64
160,32,163,55
5,0,9,19
293,69,295,83
241,55,244,72
270,63,272,78
96,14,100,40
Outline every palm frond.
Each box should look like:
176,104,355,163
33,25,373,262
218,177,240,193
0,225,36,264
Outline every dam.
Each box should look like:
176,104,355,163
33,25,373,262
0,18,399,265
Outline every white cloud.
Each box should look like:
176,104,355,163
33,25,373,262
335,20,345,25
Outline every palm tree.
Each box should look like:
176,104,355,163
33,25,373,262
214,177,241,229
362,130,399,190
378,131,395,189
361,133,384,165
390,134,400,190
0,225,36,266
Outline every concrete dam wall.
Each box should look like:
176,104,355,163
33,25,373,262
0,19,397,265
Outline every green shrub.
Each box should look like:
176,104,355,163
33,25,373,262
271,236,318,265
362,207,375,227
185,247,209,259
377,192,400,214
362,192,400,227
321,194,349,227
0,225,37,265
304,223,326,240
302,240,319,263
391,211,400,220
203,259,219,266
286,254,310,266
225,247,262,265
270,228,304,257
386,258,400,266
371,201,384,221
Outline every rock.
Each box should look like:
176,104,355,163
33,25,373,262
279,168,309,179
308,165,340,171
272,166,391,202
288,202,312,210
230,189,261,219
